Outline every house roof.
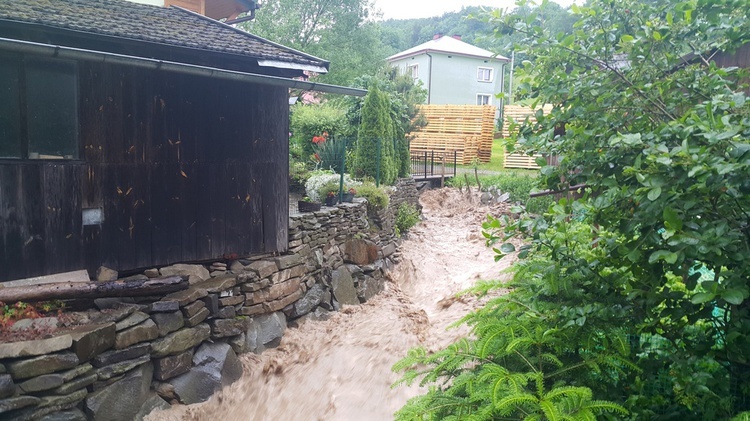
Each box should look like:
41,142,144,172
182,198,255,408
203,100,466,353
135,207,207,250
0,0,328,70
387,36,509,62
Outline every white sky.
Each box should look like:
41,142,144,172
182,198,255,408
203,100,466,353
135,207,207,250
372,0,577,20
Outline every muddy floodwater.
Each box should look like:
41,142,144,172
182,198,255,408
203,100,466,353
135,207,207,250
147,189,513,421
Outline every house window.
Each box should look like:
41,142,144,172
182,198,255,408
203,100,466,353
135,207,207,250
477,67,493,82
0,54,79,160
477,94,491,105
406,64,418,79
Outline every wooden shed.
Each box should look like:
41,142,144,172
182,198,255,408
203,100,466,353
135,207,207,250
0,0,364,282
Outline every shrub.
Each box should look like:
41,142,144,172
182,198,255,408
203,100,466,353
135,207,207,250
304,170,359,203
448,172,554,214
354,84,398,185
356,183,389,213
395,203,420,233
290,103,347,159
289,161,309,194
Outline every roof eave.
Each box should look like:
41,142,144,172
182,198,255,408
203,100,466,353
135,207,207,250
172,6,330,71
387,49,510,63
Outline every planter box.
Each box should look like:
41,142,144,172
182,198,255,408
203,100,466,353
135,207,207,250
342,193,354,203
325,196,337,206
298,201,321,212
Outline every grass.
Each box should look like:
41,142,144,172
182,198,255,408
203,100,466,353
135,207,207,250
455,138,507,173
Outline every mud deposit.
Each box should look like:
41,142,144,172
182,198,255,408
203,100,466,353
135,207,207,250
147,188,514,421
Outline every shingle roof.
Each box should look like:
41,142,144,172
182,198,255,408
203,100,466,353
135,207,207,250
0,0,328,69
387,36,509,62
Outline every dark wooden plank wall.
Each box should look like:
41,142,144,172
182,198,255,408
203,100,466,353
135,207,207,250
0,61,289,281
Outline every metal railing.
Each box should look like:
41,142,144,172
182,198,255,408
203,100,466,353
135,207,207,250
410,150,457,180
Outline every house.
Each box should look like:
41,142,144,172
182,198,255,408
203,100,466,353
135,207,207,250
0,0,364,282
387,35,509,107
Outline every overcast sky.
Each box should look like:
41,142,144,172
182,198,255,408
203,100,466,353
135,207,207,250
372,0,577,20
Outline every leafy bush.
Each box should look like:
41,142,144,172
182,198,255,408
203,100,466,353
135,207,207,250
304,171,361,202
395,203,420,234
290,103,347,159
356,183,389,213
449,172,554,214
397,0,750,418
289,161,309,194
395,210,632,420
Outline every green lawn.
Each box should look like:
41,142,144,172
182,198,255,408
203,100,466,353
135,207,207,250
456,138,537,176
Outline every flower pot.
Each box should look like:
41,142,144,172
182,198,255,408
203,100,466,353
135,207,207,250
325,196,337,206
298,200,321,212
342,193,354,203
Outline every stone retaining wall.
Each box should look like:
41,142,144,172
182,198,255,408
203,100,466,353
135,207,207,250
0,181,415,421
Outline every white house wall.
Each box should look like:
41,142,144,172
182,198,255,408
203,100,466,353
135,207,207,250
391,53,504,107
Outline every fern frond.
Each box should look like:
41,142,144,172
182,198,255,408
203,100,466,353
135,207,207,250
585,400,629,415
544,386,592,402
495,393,538,416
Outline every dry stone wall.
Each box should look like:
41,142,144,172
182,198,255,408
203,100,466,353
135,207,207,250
0,181,413,421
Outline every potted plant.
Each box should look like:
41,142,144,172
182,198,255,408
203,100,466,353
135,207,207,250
325,191,337,206
298,196,321,212
342,187,356,202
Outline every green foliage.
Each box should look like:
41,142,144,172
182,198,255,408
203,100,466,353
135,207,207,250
396,0,750,418
356,183,389,214
344,72,426,182
289,161,309,194
447,171,554,214
290,103,347,160
354,84,398,185
304,170,359,203
241,0,387,86
395,209,633,420
395,203,420,234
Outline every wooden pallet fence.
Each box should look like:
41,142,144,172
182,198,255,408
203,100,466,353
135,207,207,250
410,105,496,165
501,104,552,169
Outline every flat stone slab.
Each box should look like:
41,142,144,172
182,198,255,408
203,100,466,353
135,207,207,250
152,311,184,337
159,264,209,284
331,266,359,306
96,355,151,381
115,319,158,349
7,352,79,380
0,334,72,359
0,395,40,414
115,311,150,331
151,324,210,358
162,287,208,307
68,323,116,362
194,275,236,293
92,344,150,368
245,260,277,279
19,373,65,393
150,300,180,313
184,307,210,328
153,350,192,381
53,372,98,395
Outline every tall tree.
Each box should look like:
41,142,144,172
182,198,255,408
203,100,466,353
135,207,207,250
240,0,387,86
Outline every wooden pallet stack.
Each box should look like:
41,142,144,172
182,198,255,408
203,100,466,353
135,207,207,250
501,104,553,169
410,105,496,165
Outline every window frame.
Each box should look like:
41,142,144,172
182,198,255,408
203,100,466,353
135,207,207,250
406,64,419,79
0,53,80,161
477,66,494,83
476,93,492,106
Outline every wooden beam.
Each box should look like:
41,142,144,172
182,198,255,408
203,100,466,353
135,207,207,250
0,276,188,303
